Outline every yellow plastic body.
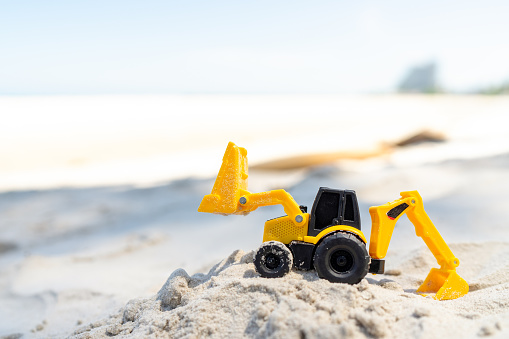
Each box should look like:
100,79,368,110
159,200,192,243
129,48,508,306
263,214,309,243
369,191,468,300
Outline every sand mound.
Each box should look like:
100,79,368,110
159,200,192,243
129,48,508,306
71,243,509,339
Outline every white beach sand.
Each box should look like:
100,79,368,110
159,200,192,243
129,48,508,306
71,243,509,339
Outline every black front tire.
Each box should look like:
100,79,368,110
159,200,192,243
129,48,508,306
254,241,293,278
313,232,370,284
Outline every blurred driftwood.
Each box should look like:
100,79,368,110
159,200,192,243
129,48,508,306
394,130,446,147
251,130,445,170
251,146,392,170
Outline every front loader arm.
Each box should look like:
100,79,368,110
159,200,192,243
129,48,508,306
238,189,306,226
369,190,468,300
198,142,305,227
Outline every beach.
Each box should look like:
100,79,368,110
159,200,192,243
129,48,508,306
1,95,508,338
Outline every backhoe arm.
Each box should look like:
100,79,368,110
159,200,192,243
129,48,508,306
369,190,468,300
369,191,458,270
403,192,459,271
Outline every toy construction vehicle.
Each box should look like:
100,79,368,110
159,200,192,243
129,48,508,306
199,142,469,300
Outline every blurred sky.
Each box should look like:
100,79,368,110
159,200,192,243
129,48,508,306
1,0,509,95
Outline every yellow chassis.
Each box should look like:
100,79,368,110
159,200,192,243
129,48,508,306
263,214,366,244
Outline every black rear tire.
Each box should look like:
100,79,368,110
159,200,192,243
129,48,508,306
254,241,293,278
313,232,370,284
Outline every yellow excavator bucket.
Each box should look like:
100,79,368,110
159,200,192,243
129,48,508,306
417,268,469,300
198,142,251,215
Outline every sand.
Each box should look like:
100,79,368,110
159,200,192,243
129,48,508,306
69,242,509,339
2,150,509,338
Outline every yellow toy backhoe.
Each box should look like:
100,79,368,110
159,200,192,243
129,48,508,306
199,142,469,300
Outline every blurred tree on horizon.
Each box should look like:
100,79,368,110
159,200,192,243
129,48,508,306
475,81,509,95
398,62,442,94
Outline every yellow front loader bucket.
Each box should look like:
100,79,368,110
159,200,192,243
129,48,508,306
417,268,469,300
198,142,251,215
